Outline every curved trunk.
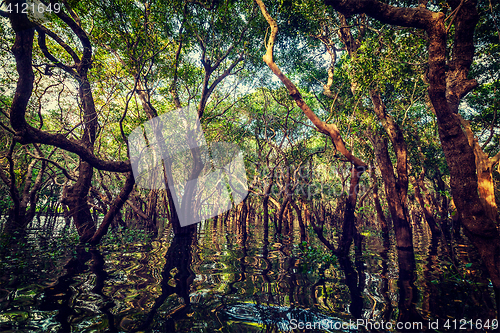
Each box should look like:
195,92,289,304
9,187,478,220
368,89,416,279
61,73,98,243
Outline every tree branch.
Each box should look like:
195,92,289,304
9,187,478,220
323,0,434,29
255,0,367,169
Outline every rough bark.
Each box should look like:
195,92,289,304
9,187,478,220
340,166,362,255
45,12,99,244
459,115,500,223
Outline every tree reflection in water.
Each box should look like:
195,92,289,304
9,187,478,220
133,233,195,332
2,216,498,332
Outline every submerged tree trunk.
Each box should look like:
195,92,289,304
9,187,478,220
324,0,500,293
256,0,367,255
291,201,307,243
339,166,363,255
60,72,99,243
372,135,416,278
370,166,389,235
238,200,248,245
433,171,449,220
412,173,441,236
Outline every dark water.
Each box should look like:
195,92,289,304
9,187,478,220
0,218,497,332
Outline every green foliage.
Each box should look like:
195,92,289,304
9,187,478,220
299,241,338,269
100,226,154,247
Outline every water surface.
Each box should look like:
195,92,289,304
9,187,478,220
0,218,497,332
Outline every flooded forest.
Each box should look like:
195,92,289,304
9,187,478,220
0,0,499,332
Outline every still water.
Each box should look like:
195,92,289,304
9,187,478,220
0,218,497,332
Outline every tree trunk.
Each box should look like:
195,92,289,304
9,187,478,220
256,0,367,256
62,162,96,243
372,135,416,278
412,174,441,236
90,172,135,245
291,201,307,243
459,115,500,223
433,171,449,220
340,166,363,255
324,0,500,294
61,75,98,243
370,166,389,235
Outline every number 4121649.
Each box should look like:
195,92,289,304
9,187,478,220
5,2,61,15
443,319,498,330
